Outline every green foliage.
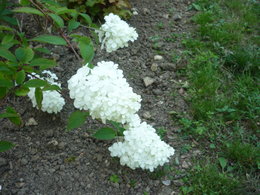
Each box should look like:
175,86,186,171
224,142,259,168
109,174,120,183
93,128,116,140
182,164,241,195
67,110,89,131
0,140,15,152
57,0,132,19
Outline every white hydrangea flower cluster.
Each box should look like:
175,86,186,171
67,61,141,124
27,71,65,114
96,13,138,53
109,121,175,172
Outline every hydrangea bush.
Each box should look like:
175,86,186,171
96,13,138,52
27,71,65,114
0,0,175,172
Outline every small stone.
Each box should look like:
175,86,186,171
143,77,155,87
143,111,152,119
163,14,169,19
151,63,159,72
173,180,184,187
143,8,150,15
20,158,28,166
58,142,65,150
0,157,7,167
25,118,38,126
173,14,182,21
162,180,171,186
182,161,191,169
15,182,25,188
154,55,163,60
112,182,119,188
160,63,176,71
178,88,185,95
49,168,55,173
47,140,58,150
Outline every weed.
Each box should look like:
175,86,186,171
109,174,120,183
182,164,241,195
224,141,259,168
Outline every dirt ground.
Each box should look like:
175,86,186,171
0,0,198,194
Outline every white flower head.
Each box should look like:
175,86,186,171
109,122,175,172
68,61,142,124
27,71,65,114
96,13,138,52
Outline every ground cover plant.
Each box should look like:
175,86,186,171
176,0,259,194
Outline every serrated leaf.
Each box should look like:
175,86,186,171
0,141,15,152
0,46,17,62
13,7,44,16
93,128,116,140
218,157,228,170
48,13,64,28
35,87,43,109
0,79,13,87
15,86,29,96
24,79,48,87
30,58,57,70
67,110,89,131
68,19,80,32
31,35,67,45
15,47,34,63
15,70,26,85
79,13,92,25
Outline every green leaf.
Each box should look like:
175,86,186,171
35,87,43,109
218,157,228,170
19,0,31,6
24,79,48,88
31,35,67,45
48,13,64,28
67,110,89,131
15,86,29,96
93,128,116,140
0,141,15,152
30,58,57,70
77,37,94,63
0,113,18,118
15,70,26,85
68,19,80,32
15,47,34,63
34,47,51,54
42,84,61,91
0,79,13,87
0,87,8,99
13,7,44,16
79,13,92,25
0,46,17,62
55,7,77,15
5,106,22,126
0,25,14,31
